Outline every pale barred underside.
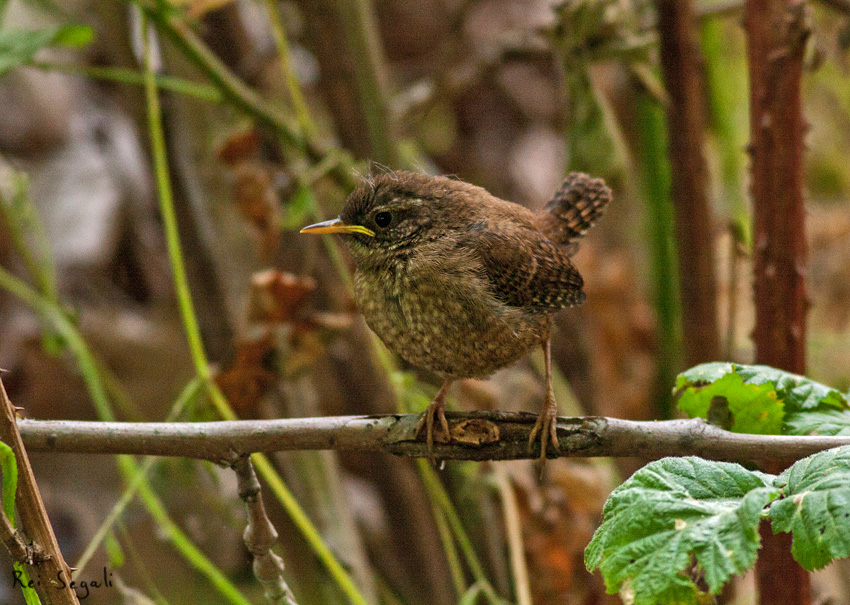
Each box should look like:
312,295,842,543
354,239,553,378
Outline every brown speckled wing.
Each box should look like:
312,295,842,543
471,222,586,311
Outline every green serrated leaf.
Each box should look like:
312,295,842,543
677,372,784,434
675,362,735,391
586,457,778,604
769,446,850,570
785,407,850,436
676,363,848,435
733,365,846,412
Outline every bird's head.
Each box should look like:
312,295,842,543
300,171,475,264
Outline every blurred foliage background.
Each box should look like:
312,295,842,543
0,0,850,603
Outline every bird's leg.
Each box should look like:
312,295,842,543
529,338,560,465
415,379,453,462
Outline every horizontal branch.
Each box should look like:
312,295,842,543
18,412,850,466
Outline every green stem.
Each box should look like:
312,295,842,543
0,441,38,605
134,0,357,189
0,268,250,604
140,17,369,604
142,19,209,379
635,92,682,419
431,497,467,598
0,170,58,305
263,0,316,140
417,460,489,584
250,453,371,605
333,0,399,166
126,456,251,605
74,377,203,575
29,62,222,102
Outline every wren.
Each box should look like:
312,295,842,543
301,171,611,463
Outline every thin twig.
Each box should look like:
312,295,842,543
134,0,357,189
0,379,79,604
141,13,209,380
16,412,850,466
0,510,30,563
232,457,298,605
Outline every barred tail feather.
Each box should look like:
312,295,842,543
537,172,612,247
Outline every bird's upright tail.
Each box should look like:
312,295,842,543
536,172,612,248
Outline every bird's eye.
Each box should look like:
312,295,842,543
374,211,392,228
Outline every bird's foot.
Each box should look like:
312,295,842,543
528,396,560,468
415,385,452,464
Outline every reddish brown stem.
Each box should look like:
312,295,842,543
656,0,720,366
744,1,810,603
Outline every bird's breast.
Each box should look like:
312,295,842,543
353,253,550,378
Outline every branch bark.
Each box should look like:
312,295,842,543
15,413,850,467
656,0,720,366
233,456,298,605
745,1,810,603
0,380,78,604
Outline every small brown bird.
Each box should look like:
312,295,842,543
301,171,611,463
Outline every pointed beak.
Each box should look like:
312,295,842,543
299,217,375,237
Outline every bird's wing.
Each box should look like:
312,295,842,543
469,221,586,310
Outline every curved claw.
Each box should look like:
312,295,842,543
529,399,560,466
415,403,450,462
530,338,560,472
415,381,453,464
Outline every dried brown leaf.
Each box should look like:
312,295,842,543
215,333,277,412
247,270,317,324
232,164,278,232
217,130,260,165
